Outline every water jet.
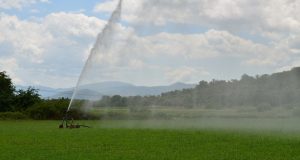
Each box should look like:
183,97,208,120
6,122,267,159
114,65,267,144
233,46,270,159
59,0,123,128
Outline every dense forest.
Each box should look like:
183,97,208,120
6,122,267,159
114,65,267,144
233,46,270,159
96,67,300,110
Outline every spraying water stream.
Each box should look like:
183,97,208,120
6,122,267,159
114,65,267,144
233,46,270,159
67,0,123,112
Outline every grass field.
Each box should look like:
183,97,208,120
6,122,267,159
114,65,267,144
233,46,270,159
1,120,300,160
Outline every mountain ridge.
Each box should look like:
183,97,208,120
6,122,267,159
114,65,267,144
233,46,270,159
17,82,196,99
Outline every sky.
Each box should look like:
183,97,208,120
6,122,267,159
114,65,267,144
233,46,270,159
0,0,300,88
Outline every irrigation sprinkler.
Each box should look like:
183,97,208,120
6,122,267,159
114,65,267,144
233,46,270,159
59,111,90,129
59,0,123,129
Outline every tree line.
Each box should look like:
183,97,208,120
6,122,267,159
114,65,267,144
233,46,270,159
2,67,300,119
0,71,85,120
95,67,300,110
0,71,41,112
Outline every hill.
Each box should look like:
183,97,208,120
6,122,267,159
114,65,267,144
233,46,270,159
53,82,195,99
97,67,300,109
20,82,196,99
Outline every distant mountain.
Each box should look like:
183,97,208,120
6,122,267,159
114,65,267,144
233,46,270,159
79,81,196,97
16,85,67,98
17,82,196,99
51,89,102,100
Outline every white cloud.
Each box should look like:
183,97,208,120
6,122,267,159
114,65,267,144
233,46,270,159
87,27,291,85
0,58,22,84
0,13,106,87
1,0,300,87
129,59,145,68
124,29,284,64
94,0,300,38
0,14,50,63
1,10,294,87
0,0,49,9
94,0,142,23
92,0,299,76
166,66,209,83
44,12,105,37
94,0,118,13
275,60,300,72
0,58,18,73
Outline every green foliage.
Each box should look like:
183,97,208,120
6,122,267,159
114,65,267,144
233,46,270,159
14,87,41,111
110,95,127,107
95,67,300,110
27,99,69,120
96,95,128,107
0,71,41,113
0,71,15,112
0,112,27,120
26,98,97,120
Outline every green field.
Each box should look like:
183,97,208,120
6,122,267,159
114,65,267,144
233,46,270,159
1,120,300,160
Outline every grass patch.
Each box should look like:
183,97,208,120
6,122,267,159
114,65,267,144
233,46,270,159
1,120,300,160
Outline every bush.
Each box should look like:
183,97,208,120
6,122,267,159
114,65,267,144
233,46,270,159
26,99,69,120
14,87,41,111
26,99,97,120
0,112,28,120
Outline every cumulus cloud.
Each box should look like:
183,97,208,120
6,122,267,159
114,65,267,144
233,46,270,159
0,58,21,83
115,29,285,66
275,59,300,72
166,66,210,83
1,9,296,87
0,13,106,87
95,0,300,77
95,0,300,37
0,14,50,63
87,27,290,85
44,12,105,37
1,0,300,87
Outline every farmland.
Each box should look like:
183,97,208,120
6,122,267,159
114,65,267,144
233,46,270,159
1,120,300,160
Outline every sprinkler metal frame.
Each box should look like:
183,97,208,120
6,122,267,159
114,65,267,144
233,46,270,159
59,111,90,129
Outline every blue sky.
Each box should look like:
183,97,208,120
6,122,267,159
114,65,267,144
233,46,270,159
0,0,300,88
3,0,108,20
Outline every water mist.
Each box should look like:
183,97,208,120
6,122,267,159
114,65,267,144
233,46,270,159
67,0,123,112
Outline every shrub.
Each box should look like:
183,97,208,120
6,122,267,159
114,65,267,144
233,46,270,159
0,112,28,120
26,99,68,120
26,99,97,120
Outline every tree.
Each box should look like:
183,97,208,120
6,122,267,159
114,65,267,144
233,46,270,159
110,95,127,107
0,71,15,112
14,87,41,111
